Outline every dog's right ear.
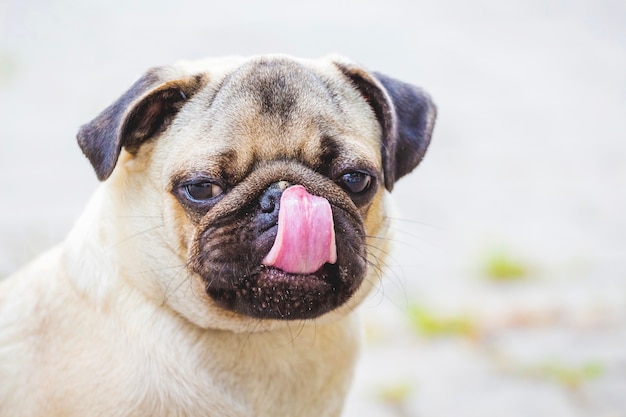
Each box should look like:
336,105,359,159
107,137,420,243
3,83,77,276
77,67,207,181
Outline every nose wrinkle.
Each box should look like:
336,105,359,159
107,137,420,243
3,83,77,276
193,161,360,238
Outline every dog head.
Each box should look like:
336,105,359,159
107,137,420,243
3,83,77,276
76,55,436,330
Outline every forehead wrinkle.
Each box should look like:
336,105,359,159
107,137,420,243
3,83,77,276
213,58,339,120
170,56,382,183
207,69,342,167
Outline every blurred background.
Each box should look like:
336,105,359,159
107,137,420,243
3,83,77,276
1,0,625,415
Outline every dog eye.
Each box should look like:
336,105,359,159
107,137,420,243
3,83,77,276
339,172,372,194
185,182,224,202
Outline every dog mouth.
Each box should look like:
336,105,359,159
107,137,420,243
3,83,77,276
207,263,348,320
195,207,366,320
194,207,365,320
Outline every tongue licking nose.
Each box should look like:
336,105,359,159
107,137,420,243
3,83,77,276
262,185,337,274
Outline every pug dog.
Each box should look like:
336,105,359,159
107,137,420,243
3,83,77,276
0,54,435,417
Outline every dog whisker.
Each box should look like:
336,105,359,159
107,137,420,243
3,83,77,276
354,242,413,312
107,224,166,250
384,215,443,229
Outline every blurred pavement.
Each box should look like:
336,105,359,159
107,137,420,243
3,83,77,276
1,1,625,416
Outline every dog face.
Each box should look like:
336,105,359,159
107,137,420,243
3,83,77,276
77,55,435,329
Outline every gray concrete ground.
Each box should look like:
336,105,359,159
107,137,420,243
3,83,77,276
1,0,625,416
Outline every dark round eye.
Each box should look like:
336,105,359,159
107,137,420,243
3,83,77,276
339,171,372,194
184,182,224,202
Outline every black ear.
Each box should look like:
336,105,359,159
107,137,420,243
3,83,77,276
77,67,207,181
334,62,436,191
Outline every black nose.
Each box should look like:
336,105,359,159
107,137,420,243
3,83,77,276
258,181,291,223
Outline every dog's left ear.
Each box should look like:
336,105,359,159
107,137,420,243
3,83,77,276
334,62,437,191
77,67,207,181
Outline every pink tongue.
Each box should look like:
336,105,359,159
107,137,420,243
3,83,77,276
262,185,337,274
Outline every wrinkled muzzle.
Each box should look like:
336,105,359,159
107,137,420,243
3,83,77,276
188,161,367,320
